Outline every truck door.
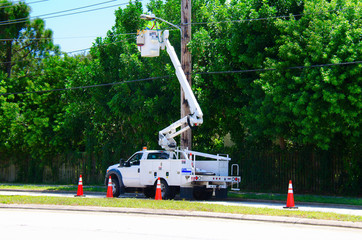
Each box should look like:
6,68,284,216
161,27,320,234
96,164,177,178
121,153,143,187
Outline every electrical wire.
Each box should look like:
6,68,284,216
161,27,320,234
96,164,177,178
0,76,171,96
0,3,354,41
0,60,361,96
0,1,48,10
0,0,115,23
0,0,110,16
0,0,132,26
192,61,362,75
0,32,137,42
181,7,354,26
26,0,49,4
0,36,136,65
33,0,117,18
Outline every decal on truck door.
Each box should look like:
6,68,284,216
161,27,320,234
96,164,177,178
181,168,192,175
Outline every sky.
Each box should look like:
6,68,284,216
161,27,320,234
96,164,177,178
23,0,148,54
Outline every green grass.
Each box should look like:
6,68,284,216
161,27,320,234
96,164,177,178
228,192,362,206
0,195,361,222
0,184,105,192
1,184,361,206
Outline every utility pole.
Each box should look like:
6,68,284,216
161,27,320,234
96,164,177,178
181,0,192,150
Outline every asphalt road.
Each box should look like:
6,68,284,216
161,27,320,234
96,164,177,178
0,208,361,240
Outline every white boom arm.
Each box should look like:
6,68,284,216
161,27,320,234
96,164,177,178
137,29,203,150
158,31,203,150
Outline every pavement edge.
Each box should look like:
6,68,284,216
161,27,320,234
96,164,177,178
0,203,361,229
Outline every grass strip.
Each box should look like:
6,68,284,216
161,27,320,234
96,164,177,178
228,192,362,206
0,184,104,192
0,195,360,222
1,184,361,206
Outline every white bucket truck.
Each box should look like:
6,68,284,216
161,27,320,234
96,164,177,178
105,16,240,200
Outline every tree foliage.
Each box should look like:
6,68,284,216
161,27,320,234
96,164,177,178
251,0,362,150
0,0,360,191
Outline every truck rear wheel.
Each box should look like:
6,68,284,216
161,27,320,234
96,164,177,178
160,179,176,200
150,179,176,200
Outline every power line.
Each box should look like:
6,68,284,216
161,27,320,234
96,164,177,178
0,3,353,42
182,7,354,26
34,0,117,18
0,0,115,23
192,61,362,75
65,48,91,55
0,0,132,26
0,32,137,42
0,1,48,7
26,0,49,4
61,36,136,54
1,60,361,96
0,76,170,96
2,0,49,5
0,36,136,64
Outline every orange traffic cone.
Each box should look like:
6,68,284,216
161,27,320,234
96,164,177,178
284,180,298,209
155,177,162,200
106,176,113,198
75,175,85,197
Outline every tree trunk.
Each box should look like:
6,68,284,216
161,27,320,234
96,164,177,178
6,40,13,78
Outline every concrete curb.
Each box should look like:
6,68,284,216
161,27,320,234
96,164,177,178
0,203,361,229
227,198,362,210
0,188,105,195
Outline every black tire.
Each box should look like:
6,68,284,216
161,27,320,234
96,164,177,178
110,175,121,197
155,179,176,200
193,187,213,200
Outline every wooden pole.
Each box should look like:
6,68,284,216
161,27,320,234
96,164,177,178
181,0,192,150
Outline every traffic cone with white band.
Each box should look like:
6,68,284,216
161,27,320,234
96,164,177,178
75,175,85,197
284,180,298,209
155,177,162,200
106,176,113,198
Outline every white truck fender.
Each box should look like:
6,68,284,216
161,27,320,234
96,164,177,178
105,169,125,194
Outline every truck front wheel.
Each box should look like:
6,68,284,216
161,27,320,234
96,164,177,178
110,175,121,197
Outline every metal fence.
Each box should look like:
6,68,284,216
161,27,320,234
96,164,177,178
1,149,360,196
238,149,360,196
0,153,107,185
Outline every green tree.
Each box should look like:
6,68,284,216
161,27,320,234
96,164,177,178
252,0,362,150
189,0,304,151
0,55,81,181
10,18,60,78
0,0,30,77
0,1,63,181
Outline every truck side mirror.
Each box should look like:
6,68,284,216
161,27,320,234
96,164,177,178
121,160,130,167
119,158,124,167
